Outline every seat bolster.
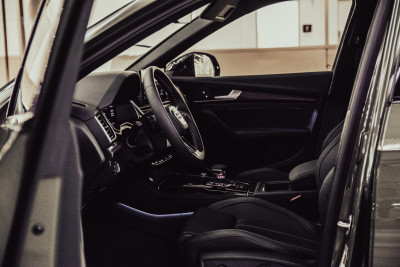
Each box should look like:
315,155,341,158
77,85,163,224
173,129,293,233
178,207,236,243
320,120,344,153
289,160,318,189
315,134,341,189
235,168,288,183
181,229,318,266
235,218,318,248
209,197,318,239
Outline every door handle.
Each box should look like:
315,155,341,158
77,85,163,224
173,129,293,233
214,90,242,100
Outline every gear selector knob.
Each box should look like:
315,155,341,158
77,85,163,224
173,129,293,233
211,164,227,179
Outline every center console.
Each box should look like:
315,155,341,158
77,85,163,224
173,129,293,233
159,173,315,199
159,173,255,196
157,164,319,220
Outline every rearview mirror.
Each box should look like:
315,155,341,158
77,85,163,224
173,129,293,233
165,52,220,77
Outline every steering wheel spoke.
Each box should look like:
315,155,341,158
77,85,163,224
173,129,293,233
143,66,205,162
182,137,202,158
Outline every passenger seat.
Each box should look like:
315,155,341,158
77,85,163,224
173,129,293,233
235,120,344,189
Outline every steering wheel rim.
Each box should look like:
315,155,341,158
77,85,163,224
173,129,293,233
143,66,205,163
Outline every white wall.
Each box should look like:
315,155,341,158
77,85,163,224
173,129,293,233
298,0,325,46
1,0,353,83
257,1,299,48
0,0,22,57
338,1,352,40
189,0,351,51
192,12,257,50
1,0,352,58
88,0,132,26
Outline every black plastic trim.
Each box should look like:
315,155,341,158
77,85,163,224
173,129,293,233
116,202,193,222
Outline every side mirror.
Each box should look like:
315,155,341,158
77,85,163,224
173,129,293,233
165,52,220,77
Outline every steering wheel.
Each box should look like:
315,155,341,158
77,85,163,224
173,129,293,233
143,66,205,163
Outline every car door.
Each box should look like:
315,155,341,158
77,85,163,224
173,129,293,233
0,0,93,266
165,0,358,174
173,71,331,173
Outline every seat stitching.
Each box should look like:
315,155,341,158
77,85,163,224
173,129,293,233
190,232,317,254
316,135,340,189
218,200,315,233
321,121,343,152
213,199,318,237
188,229,317,255
235,223,319,243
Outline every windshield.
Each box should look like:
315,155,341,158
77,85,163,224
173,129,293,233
17,0,133,112
92,4,208,72
16,0,154,113
88,0,135,27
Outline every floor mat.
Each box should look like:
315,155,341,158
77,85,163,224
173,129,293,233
84,228,182,267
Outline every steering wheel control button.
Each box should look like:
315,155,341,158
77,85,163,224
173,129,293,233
169,106,188,130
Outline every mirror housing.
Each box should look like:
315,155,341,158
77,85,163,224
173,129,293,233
165,52,220,77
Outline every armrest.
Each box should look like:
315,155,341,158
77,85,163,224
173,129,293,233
289,160,317,190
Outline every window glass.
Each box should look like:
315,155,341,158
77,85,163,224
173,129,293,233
93,23,185,72
88,0,135,27
19,0,64,112
258,1,299,48
185,0,352,76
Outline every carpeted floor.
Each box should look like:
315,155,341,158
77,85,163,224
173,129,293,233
84,227,182,267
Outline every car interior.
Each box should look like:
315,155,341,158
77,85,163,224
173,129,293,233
20,0,379,266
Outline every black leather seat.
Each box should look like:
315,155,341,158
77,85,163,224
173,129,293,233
179,132,341,266
235,120,344,185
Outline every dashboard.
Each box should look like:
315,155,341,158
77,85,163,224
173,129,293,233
100,80,170,124
71,71,172,201
73,71,170,142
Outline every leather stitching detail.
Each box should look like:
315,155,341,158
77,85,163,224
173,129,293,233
187,229,317,255
316,134,340,189
211,198,318,237
235,223,319,243
321,120,344,152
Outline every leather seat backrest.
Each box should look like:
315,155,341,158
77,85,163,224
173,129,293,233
316,134,341,223
320,120,344,154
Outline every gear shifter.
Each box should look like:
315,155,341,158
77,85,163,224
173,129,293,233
211,164,227,179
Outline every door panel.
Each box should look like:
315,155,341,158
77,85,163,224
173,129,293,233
172,72,332,174
0,0,93,265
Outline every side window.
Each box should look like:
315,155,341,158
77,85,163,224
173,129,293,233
185,0,352,76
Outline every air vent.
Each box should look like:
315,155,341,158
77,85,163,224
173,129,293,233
95,113,116,142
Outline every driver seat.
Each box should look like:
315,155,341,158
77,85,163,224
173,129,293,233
178,133,341,266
